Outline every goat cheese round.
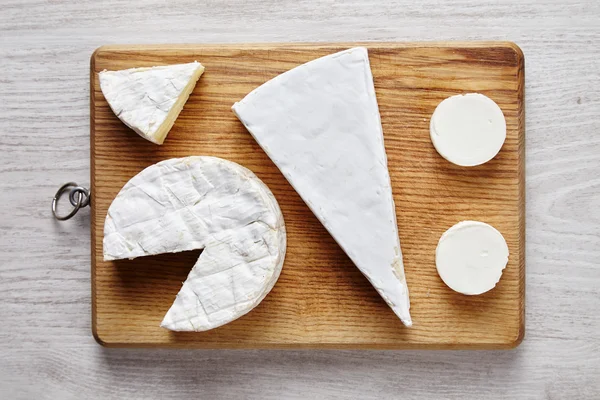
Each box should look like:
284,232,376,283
430,93,506,167
103,156,286,331
435,221,509,295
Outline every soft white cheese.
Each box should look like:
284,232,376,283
103,156,286,331
436,221,509,295
232,47,412,327
99,62,205,145
430,93,506,166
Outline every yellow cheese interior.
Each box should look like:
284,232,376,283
151,65,205,145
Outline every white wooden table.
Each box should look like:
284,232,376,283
1,1,599,398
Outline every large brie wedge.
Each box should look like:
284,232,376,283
103,156,286,331
99,62,205,145
232,47,412,326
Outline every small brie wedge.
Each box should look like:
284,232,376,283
232,47,412,327
436,221,509,295
103,156,286,331
99,62,205,145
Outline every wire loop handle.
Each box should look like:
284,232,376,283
52,182,90,221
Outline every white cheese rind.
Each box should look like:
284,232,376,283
436,221,509,295
103,156,286,331
232,47,412,327
429,93,506,167
99,62,205,145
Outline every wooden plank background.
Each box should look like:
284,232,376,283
1,0,599,398
91,42,524,349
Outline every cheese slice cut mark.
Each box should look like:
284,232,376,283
99,62,205,145
232,47,412,327
103,156,286,331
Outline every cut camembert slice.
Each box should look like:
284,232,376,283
232,47,412,326
99,62,205,144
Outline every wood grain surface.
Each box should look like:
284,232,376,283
1,0,599,398
91,42,524,349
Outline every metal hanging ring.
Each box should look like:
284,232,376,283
52,182,87,221
69,186,90,208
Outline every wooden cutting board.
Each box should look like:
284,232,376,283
91,42,525,349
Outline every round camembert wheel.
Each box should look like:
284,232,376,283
103,156,286,331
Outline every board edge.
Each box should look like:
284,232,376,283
513,40,526,349
90,46,105,347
